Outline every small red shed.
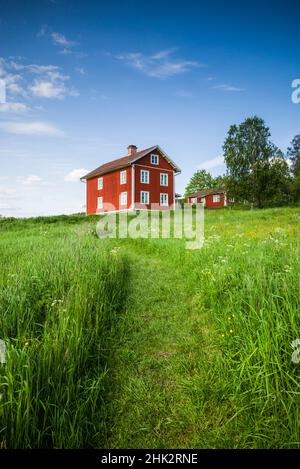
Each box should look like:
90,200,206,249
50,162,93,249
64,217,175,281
187,188,231,208
81,145,181,214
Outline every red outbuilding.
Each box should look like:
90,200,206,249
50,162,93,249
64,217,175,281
187,188,232,208
81,145,181,214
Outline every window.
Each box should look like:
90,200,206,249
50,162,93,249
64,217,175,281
160,193,168,206
140,191,149,204
213,194,221,203
140,169,149,184
191,197,197,204
120,191,127,206
120,170,126,185
97,196,103,209
151,154,159,165
160,173,168,186
98,177,103,190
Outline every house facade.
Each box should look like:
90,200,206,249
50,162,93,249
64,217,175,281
187,188,230,208
81,145,181,214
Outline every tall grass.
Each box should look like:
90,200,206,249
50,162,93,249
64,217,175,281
1,208,300,448
184,216,300,447
0,227,129,448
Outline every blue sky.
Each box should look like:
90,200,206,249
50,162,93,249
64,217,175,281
0,0,299,216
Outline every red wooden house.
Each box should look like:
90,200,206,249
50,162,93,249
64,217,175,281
187,188,231,208
81,145,181,214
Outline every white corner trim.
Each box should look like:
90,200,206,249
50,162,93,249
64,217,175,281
131,164,135,210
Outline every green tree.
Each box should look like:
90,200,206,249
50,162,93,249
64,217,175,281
287,135,300,177
261,155,293,206
185,170,227,196
292,174,300,201
184,169,215,196
223,116,290,207
213,174,227,188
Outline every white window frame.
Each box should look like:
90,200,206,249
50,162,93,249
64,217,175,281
120,170,127,185
140,169,149,184
191,197,197,204
213,194,221,203
150,154,159,165
97,196,103,209
160,193,168,206
98,177,103,190
120,191,127,206
140,191,149,204
201,197,206,206
160,173,168,186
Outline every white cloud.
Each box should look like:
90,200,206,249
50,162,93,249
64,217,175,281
114,49,203,79
2,72,27,97
198,156,224,170
30,80,66,98
21,175,43,185
212,83,245,92
51,32,77,48
64,168,89,182
27,64,59,74
0,102,28,112
0,58,79,101
0,188,19,212
0,121,63,136
51,32,78,54
75,67,86,75
30,68,79,99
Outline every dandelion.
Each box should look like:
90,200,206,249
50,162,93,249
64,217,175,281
221,333,225,337
110,247,121,255
230,329,233,334
25,341,29,347
51,299,63,307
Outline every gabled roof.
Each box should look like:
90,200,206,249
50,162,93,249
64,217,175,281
188,188,226,198
81,145,181,180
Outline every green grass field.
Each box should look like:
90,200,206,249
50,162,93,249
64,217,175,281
0,207,300,448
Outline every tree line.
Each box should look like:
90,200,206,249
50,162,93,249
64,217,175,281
185,116,300,208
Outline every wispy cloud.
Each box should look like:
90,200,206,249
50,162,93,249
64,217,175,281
198,156,225,170
0,58,79,102
212,83,245,92
0,188,19,212
30,78,79,99
51,32,78,54
64,168,89,182
20,175,43,185
75,67,86,75
37,25,78,54
114,49,203,79
0,121,64,136
0,102,28,112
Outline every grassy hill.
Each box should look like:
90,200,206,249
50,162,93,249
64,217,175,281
0,207,300,448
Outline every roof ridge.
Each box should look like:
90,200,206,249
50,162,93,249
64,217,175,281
81,145,158,180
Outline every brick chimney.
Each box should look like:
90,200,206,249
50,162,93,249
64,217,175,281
127,144,137,155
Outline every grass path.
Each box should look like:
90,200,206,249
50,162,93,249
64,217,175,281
105,242,219,448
